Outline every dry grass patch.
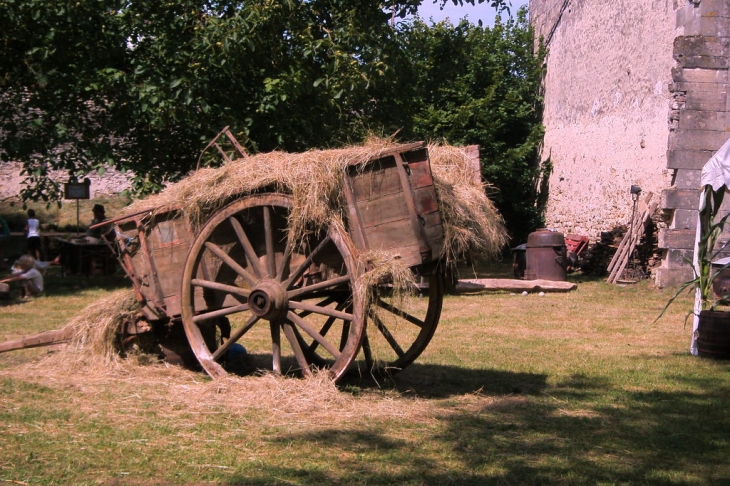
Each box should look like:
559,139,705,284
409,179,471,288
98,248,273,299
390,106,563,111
2,271,730,484
2,354,438,432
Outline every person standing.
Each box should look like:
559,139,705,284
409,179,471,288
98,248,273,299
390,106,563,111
25,209,41,260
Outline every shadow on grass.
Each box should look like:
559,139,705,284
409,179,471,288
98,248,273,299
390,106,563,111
567,271,608,284
225,372,730,485
340,362,549,398
0,273,130,305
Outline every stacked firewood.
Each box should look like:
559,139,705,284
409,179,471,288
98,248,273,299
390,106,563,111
578,216,660,279
579,226,627,276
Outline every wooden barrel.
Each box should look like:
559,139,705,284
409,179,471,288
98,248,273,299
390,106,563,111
697,310,730,360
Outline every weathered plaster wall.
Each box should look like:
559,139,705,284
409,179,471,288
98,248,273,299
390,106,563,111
530,0,677,238
0,162,133,201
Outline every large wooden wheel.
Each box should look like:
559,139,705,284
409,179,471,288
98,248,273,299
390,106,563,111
180,194,365,381
304,267,444,376
357,270,444,375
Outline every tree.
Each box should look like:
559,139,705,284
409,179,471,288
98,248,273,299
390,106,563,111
390,9,547,244
0,0,510,200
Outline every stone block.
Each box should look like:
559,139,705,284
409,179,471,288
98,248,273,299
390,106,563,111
655,266,695,289
671,208,698,230
672,67,728,84
698,0,730,21
669,129,730,151
678,110,730,131
684,89,727,110
658,228,696,250
673,168,703,189
664,247,695,266
675,36,730,58
667,149,716,170
672,81,729,94
681,17,729,38
661,188,701,210
675,4,691,29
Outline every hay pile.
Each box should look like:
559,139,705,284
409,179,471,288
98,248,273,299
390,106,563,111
60,289,140,365
124,137,508,263
427,143,508,262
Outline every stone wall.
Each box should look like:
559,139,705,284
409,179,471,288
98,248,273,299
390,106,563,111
0,161,133,201
658,0,730,286
530,0,677,239
530,0,730,286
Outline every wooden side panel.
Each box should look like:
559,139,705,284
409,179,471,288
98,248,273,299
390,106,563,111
349,157,401,200
116,219,157,302
422,211,444,260
147,218,194,317
114,212,198,317
345,145,444,266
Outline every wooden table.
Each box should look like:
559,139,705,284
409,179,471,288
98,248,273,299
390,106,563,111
55,237,116,276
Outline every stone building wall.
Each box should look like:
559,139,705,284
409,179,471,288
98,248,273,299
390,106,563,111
530,0,730,286
529,0,677,238
0,162,133,201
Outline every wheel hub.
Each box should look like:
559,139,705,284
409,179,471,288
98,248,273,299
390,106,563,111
249,280,288,320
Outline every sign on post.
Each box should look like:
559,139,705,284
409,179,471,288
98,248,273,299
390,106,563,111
64,179,91,236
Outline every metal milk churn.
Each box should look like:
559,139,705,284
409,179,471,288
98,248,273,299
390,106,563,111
524,229,568,281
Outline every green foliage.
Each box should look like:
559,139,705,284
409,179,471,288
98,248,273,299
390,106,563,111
0,0,541,245
390,9,547,244
695,185,730,309
658,185,730,320
0,0,400,197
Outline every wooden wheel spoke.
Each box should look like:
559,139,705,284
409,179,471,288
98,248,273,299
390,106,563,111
375,298,425,329
211,314,259,361
282,322,312,377
276,238,294,281
287,275,352,299
283,234,332,289
203,241,257,287
270,322,281,374
288,300,353,321
362,333,374,370
339,318,350,353
192,303,250,324
287,311,341,358
295,295,339,318
263,206,276,278
369,310,405,358
288,323,309,350
228,215,265,279
191,278,251,299
305,300,346,354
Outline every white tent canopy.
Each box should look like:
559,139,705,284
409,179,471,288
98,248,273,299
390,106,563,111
700,136,730,192
691,136,730,354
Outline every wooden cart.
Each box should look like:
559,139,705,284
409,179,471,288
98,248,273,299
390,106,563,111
20,142,447,381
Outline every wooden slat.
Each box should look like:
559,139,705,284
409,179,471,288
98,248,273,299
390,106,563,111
455,278,577,293
356,192,412,227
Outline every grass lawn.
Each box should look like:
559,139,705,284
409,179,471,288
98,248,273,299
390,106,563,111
0,266,729,485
